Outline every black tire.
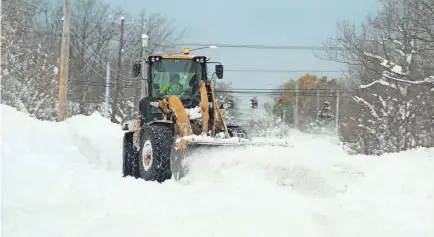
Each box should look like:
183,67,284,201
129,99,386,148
227,125,250,140
122,132,140,178
138,123,174,182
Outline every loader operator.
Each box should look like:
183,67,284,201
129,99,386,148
160,73,184,97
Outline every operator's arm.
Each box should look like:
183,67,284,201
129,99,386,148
159,83,170,95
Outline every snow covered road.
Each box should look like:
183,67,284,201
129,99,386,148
2,105,434,237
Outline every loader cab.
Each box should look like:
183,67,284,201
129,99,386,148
133,52,224,122
147,55,206,101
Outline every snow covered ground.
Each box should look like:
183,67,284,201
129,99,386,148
1,104,434,237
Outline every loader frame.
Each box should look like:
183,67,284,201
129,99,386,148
122,52,249,182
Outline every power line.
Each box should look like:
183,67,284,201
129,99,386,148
70,27,131,81
71,28,345,76
156,42,343,51
67,81,349,93
17,1,339,52
69,43,107,80
216,91,342,95
67,83,350,95
216,88,344,91
15,2,343,54
224,69,346,73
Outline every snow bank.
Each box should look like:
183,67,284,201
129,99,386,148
1,105,433,237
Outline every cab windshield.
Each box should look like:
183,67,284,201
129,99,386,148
150,59,202,99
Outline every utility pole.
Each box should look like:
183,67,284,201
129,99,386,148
111,16,124,123
316,89,320,113
281,107,286,138
58,0,70,122
105,62,110,118
293,82,299,129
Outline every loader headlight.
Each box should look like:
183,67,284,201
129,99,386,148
194,57,206,63
147,56,162,63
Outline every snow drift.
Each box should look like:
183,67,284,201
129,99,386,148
1,104,433,237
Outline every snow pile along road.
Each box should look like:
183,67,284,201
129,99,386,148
1,104,434,237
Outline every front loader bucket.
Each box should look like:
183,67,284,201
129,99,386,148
178,135,290,147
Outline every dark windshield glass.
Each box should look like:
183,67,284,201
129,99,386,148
150,59,201,99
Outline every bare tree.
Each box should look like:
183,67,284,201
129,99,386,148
67,0,122,114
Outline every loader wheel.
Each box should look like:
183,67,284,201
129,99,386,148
138,123,174,182
122,132,140,178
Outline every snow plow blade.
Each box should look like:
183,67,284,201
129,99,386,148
178,135,290,147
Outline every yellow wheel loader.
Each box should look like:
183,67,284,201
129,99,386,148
122,49,288,182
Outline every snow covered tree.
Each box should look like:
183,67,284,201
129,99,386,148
1,0,61,120
322,0,434,154
1,0,187,122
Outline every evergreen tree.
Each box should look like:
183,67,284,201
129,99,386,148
316,101,333,126
305,101,334,133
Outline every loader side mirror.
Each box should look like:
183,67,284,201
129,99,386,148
132,62,141,77
215,65,223,79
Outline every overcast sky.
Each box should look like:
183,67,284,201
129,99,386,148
107,0,379,108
